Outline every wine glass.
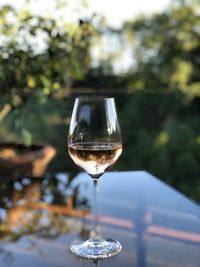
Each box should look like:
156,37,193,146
68,96,122,259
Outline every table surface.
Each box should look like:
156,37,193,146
0,171,200,267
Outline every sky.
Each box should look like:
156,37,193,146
1,0,171,28
88,0,171,28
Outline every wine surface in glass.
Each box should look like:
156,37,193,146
68,142,122,178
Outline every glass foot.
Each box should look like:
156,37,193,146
71,238,122,259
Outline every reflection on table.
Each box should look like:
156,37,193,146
0,171,199,267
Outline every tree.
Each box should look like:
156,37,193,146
118,0,200,200
123,0,200,98
0,3,93,123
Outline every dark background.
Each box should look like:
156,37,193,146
0,0,200,201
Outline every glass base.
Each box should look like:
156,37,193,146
71,238,122,259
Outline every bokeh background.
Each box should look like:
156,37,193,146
0,0,200,201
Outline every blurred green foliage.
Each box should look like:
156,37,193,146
123,0,200,98
118,0,200,200
0,0,200,201
0,2,93,143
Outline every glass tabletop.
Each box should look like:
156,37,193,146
0,171,199,267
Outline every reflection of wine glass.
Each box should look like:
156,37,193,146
68,97,123,259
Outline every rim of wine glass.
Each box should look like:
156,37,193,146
74,95,115,101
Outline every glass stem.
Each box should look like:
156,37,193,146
91,179,99,238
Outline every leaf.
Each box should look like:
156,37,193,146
21,128,32,147
27,75,36,88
